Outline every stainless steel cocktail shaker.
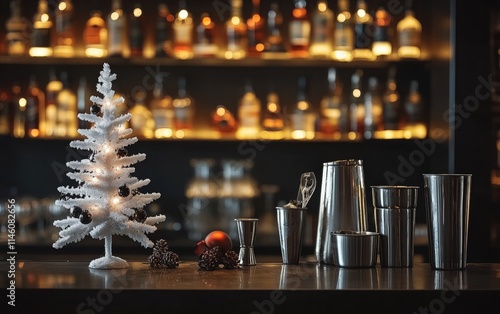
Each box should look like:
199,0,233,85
315,159,368,264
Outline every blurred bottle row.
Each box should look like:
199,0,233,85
0,66,427,140
3,0,422,60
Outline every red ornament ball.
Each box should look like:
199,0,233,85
194,230,233,256
205,231,232,253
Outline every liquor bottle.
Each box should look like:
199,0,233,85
107,0,127,58
397,0,422,59
77,77,91,129
211,106,237,134
382,67,400,130
372,6,392,57
5,0,28,56
263,2,287,53
236,81,261,139
155,2,174,57
364,77,383,139
0,89,10,135
261,89,285,139
54,0,74,57
349,70,364,137
194,13,218,57
333,0,354,61
173,0,194,59
289,0,311,58
225,0,247,59
56,72,77,137
291,76,315,140
112,84,128,128
129,3,144,57
320,68,343,136
12,81,26,138
29,0,53,57
309,0,334,58
129,89,154,138
173,77,194,132
45,69,62,137
26,76,45,138
83,9,108,57
353,0,374,60
150,74,175,138
404,80,426,138
247,0,265,56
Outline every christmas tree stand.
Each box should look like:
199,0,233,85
89,235,129,269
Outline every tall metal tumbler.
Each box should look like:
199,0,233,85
372,186,418,267
423,174,472,270
276,207,306,264
315,159,368,264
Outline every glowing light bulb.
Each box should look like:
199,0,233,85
113,197,120,205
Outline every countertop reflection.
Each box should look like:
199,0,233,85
2,261,499,291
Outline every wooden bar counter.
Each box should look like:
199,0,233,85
1,259,500,313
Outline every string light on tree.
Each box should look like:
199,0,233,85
53,63,166,269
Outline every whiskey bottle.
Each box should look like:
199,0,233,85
107,0,127,57
0,89,10,135
291,76,315,140
150,74,175,138
236,81,261,139
372,6,392,57
397,0,422,59
26,76,45,138
56,72,77,137
194,13,219,57
349,70,364,137
225,0,247,59
364,77,383,139
404,80,426,138
310,0,334,58
353,0,374,60
54,0,74,57
45,69,62,137
289,0,311,58
83,9,108,57
173,0,194,59
261,89,285,139
155,2,174,57
247,0,265,56
12,81,26,138
29,0,53,57
129,89,154,138
333,0,354,61
320,68,343,136
211,106,237,134
5,0,28,56
382,67,400,131
129,3,144,57
173,77,194,133
263,2,287,54
77,77,91,130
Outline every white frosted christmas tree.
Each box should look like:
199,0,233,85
53,63,166,269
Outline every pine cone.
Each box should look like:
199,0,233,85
148,252,164,268
198,246,223,271
221,250,239,269
163,251,180,269
153,239,169,255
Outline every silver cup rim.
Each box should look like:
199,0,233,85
331,231,379,237
422,174,472,177
371,185,419,189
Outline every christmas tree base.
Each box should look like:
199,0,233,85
89,256,129,269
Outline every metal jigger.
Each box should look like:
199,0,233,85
234,218,259,266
